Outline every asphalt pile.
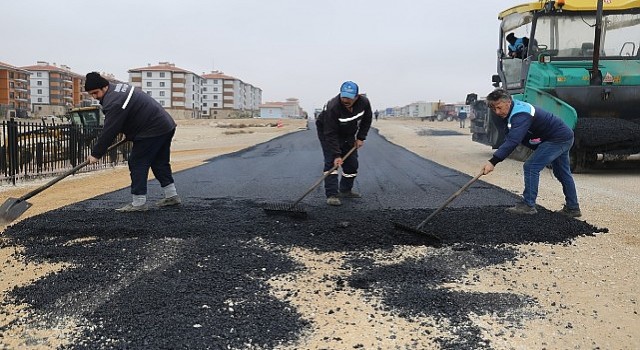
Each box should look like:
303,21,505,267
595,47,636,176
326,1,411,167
576,117,640,149
0,199,606,349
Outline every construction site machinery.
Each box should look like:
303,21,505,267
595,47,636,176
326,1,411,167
66,105,104,129
470,0,640,172
64,105,115,165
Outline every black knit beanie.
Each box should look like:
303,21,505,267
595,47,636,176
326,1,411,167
84,72,110,91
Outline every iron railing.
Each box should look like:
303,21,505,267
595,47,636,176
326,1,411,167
0,118,130,185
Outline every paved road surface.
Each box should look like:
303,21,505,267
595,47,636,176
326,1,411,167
86,123,518,210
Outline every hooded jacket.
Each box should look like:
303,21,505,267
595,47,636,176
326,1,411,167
489,100,574,165
316,94,373,158
91,83,176,158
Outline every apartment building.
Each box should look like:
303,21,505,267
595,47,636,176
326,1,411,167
129,62,203,119
259,102,285,119
201,71,262,119
2,58,264,121
0,61,31,118
21,61,86,117
282,98,302,118
259,98,304,119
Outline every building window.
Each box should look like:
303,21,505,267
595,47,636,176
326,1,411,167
37,98,42,103
160,100,165,106
159,82,165,87
213,103,218,107
213,87,218,92
203,87,207,91
213,95,218,100
147,91,152,95
37,81,42,86
160,72,165,78
147,72,152,77
146,82,152,87
37,89,42,94
159,91,165,97
203,102,208,107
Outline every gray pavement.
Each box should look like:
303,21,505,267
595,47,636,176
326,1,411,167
87,122,518,210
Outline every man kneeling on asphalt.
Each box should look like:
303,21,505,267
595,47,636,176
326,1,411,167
84,72,182,212
481,88,581,217
316,81,373,206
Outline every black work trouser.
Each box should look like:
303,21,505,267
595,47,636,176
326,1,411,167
320,139,358,198
128,129,176,195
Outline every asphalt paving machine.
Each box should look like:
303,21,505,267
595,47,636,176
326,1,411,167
470,0,640,172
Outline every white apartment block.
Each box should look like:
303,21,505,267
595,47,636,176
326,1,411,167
21,61,85,117
201,71,262,119
129,62,204,119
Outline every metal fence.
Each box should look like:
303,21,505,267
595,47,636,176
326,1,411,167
0,118,130,185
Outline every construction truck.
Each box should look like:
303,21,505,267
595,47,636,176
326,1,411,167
63,105,109,165
470,0,640,172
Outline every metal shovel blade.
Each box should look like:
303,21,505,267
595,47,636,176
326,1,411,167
0,197,33,225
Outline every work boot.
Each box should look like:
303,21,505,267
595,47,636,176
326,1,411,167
556,205,582,218
338,190,361,198
157,195,182,207
326,196,342,206
115,203,148,212
505,202,537,215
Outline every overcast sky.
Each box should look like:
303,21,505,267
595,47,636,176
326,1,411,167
4,0,510,113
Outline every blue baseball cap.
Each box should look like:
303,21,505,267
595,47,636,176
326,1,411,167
340,81,359,99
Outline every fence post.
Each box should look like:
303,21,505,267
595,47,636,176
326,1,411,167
36,142,44,171
7,118,18,185
69,124,79,167
0,120,6,176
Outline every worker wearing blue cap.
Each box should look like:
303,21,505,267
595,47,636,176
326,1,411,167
315,81,373,206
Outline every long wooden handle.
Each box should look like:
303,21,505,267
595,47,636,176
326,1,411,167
416,171,483,230
19,139,128,202
289,145,358,208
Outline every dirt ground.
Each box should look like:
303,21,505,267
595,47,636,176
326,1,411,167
0,117,638,349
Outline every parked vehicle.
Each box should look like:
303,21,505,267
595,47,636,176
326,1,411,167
470,0,640,172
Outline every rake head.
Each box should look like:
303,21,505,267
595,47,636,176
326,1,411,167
392,221,442,247
263,203,308,219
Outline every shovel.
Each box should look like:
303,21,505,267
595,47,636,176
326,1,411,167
393,171,484,245
0,139,127,225
263,145,358,218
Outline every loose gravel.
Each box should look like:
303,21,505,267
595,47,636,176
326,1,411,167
0,198,605,349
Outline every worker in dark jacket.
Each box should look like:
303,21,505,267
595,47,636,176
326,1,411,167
84,72,181,212
481,88,580,217
316,81,373,206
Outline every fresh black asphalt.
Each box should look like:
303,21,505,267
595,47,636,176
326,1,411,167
0,123,605,349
